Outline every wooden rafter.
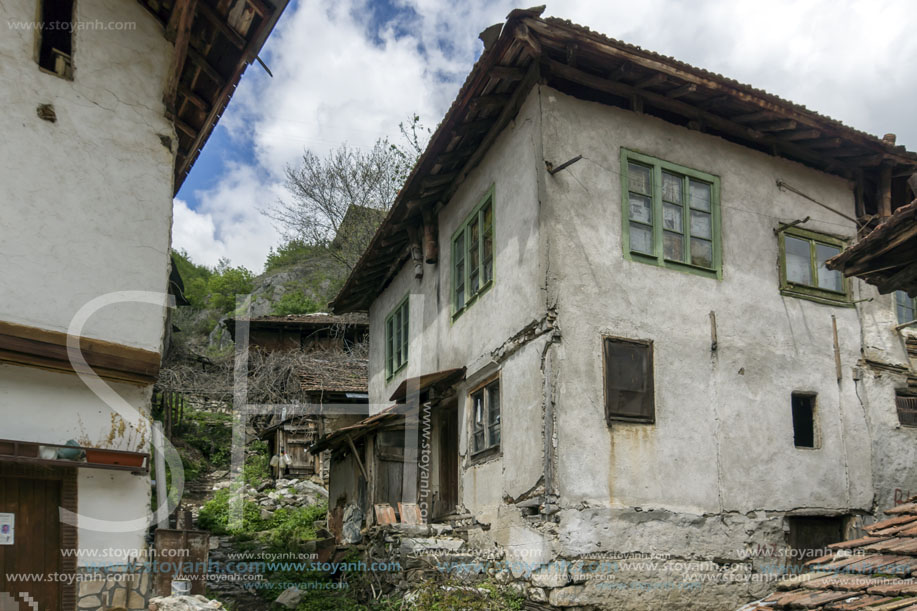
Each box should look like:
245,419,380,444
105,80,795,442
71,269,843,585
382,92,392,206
163,0,197,111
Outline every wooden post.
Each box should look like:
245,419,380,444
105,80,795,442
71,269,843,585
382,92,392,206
709,311,718,352
346,435,368,481
422,208,438,264
152,421,169,530
878,163,892,218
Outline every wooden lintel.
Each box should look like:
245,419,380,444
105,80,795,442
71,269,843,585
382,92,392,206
197,1,247,49
665,83,696,99
0,320,160,386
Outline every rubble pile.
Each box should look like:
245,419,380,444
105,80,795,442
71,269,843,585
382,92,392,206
148,594,223,610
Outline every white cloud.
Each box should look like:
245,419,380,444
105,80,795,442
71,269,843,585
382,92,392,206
172,164,284,272
176,0,916,272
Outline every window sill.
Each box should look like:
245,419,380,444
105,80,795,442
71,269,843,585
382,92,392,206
385,362,408,384
468,444,500,465
779,287,853,308
452,280,494,322
606,415,655,426
626,251,721,280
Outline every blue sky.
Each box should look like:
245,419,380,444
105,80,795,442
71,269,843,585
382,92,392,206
173,0,917,272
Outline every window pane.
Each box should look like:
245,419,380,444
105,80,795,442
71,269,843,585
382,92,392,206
454,233,465,310
896,291,915,324
629,194,652,224
629,223,653,255
394,311,402,365
401,304,409,363
488,382,500,449
662,203,683,232
628,163,651,195
689,180,711,211
785,236,812,286
473,431,485,453
473,391,484,428
690,238,713,268
690,210,712,240
662,172,682,203
663,231,684,261
815,243,843,292
482,204,493,284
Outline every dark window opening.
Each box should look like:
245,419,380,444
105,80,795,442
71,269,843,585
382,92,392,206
896,393,917,427
787,516,845,568
38,0,75,78
604,337,654,424
792,393,816,448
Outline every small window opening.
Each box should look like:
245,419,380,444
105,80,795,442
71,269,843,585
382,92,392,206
792,393,816,448
896,392,917,427
38,0,75,78
787,516,845,568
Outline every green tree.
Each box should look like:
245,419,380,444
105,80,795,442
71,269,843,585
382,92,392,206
206,259,254,313
170,249,213,308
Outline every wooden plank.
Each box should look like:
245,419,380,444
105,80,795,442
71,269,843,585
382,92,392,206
634,73,666,89
878,163,893,217
665,83,696,98
489,65,525,81
756,119,797,132
197,1,246,49
163,0,198,111
186,46,224,84
345,435,368,481
177,83,211,111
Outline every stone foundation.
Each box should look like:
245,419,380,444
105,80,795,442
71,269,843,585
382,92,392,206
76,564,150,610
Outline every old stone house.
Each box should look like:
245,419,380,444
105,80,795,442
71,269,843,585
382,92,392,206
0,0,285,609
322,8,917,609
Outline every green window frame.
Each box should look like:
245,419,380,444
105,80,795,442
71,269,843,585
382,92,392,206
470,377,501,455
778,227,851,306
452,186,495,318
621,149,722,279
896,290,917,325
385,295,409,380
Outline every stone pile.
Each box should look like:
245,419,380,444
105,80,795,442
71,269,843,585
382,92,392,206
148,594,223,610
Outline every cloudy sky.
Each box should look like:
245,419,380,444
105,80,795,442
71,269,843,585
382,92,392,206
173,0,917,272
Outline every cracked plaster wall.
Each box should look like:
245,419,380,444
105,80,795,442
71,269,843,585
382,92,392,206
0,0,174,352
0,0,174,571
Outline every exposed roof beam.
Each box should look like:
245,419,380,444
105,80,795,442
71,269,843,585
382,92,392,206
634,73,666,89
197,2,246,49
665,83,696,99
186,46,224,84
163,0,197,111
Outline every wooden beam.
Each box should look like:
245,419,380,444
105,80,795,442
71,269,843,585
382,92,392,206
186,46,224,84
174,117,197,138
346,435,368,481
697,94,729,110
165,0,192,42
665,83,696,99
804,137,843,150
755,119,797,132
470,94,510,111
731,110,773,123
634,73,666,89
420,172,457,191
197,1,246,49
514,23,541,56
177,84,211,111
878,163,893,217
422,208,438,264
0,320,160,386
781,129,821,141
489,65,525,82
163,0,197,111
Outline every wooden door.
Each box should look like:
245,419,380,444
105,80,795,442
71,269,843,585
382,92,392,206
0,476,63,610
437,405,458,517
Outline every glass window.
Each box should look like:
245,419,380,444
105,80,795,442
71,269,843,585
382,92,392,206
385,297,409,379
896,291,916,324
453,188,495,317
779,227,849,305
622,151,720,277
471,378,500,454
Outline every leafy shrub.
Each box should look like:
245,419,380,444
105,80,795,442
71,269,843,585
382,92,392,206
243,440,271,487
265,503,328,551
197,489,265,535
271,291,321,316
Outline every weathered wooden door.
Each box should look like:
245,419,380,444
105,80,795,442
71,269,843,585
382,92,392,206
0,475,63,610
436,405,458,517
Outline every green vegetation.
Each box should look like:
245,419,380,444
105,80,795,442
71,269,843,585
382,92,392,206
271,291,322,316
243,439,272,487
170,251,255,315
264,240,326,273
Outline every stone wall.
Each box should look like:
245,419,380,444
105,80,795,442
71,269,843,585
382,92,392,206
76,564,150,610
